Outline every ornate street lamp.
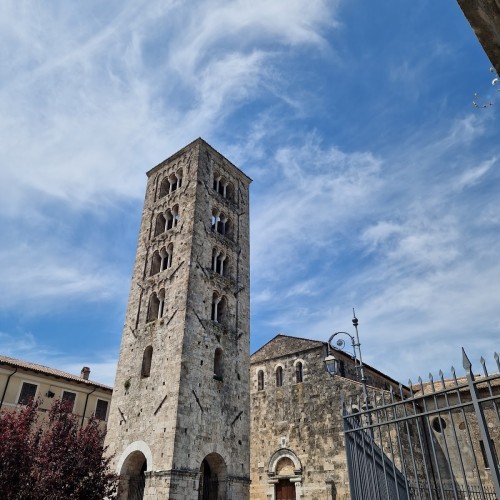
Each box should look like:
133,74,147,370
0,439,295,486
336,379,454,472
324,309,370,409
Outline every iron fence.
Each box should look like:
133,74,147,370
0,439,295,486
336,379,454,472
343,349,500,499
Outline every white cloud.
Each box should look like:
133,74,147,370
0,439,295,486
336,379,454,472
251,135,383,280
453,157,496,191
0,0,340,313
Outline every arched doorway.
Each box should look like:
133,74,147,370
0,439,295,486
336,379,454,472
119,451,147,500
275,458,296,500
198,453,227,500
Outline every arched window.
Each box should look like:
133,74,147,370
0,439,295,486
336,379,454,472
211,208,220,232
141,346,153,378
169,173,178,193
211,248,227,277
150,250,161,276
147,293,160,322
217,296,226,323
214,348,223,381
218,176,227,197
158,289,165,319
226,182,235,202
211,293,227,323
147,290,165,322
213,173,220,192
161,243,173,271
257,370,264,391
295,362,303,383
217,213,227,236
154,213,166,237
176,168,183,189
159,177,169,198
166,209,174,230
276,366,283,387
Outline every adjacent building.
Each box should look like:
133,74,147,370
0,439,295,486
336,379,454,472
0,354,112,428
250,334,406,500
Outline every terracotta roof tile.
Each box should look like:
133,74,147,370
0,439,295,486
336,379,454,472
0,355,113,392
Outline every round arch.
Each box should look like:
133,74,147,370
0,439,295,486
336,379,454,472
268,448,302,476
199,452,227,500
117,441,153,474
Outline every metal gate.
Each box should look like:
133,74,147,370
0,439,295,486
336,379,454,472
343,349,500,499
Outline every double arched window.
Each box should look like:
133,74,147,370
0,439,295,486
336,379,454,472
154,206,179,237
150,244,173,276
211,292,227,323
211,247,228,277
147,289,165,322
213,173,235,202
159,169,183,198
211,208,232,239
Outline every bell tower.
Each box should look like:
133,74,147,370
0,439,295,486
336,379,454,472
105,138,251,499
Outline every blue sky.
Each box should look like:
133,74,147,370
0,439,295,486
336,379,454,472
1,0,499,387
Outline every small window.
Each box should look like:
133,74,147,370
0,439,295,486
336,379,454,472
154,213,166,236
62,391,77,412
159,177,169,198
169,173,178,193
257,370,264,391
276,366,283,387
95,399,109,421
162,243,173,271
150,250,161,276
295,362,303,383
226,182,235,202
147,293,160,322
141,346,153,378
18,382,37,405
214,348,223,381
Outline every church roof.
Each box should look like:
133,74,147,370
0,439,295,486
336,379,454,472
250,334,325,364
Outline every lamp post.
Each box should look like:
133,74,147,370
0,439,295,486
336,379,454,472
324,309,370,410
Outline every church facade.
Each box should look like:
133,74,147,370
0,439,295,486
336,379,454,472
249,334,405,500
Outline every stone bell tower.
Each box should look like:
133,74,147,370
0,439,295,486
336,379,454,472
105,138,251,499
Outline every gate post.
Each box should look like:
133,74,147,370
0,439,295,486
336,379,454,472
462,348,500,497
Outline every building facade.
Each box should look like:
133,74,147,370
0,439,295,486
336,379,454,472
250,334,405,500
0,355,112,428
105,139,251,500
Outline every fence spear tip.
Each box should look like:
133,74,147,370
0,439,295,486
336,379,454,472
494,352,499,361
462,347,472,370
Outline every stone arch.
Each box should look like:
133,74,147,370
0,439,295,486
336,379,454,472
117,441,153,500
117,440,153,474
293,358,305,383
268,448,302,476
199,452,227,500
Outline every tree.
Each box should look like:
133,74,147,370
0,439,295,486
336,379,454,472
0,399,117,500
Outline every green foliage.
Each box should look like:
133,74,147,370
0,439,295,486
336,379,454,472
0,399,117,500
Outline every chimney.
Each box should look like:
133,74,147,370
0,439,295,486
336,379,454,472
81,367,91,380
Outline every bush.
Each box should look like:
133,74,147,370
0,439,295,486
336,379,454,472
0,399,117,500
